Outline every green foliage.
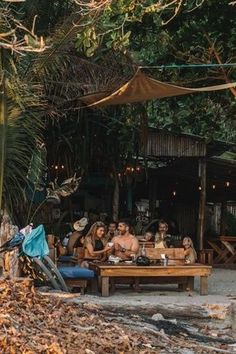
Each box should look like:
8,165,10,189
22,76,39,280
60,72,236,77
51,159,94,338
74,1,204,57
2,0,236,222
130,0,236,142
73,0,236,142
0,56,44,219
0,2,45,220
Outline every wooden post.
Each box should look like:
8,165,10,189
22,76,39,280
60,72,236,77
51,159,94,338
220,202,227,235
230,301,236,330
197,158,206,250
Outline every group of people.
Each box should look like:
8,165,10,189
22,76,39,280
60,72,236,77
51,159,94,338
59,217,197,266
142,220,197,263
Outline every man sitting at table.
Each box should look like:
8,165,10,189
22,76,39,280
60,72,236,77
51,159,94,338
111,220,139,260
155,220,171,248
106,221,118,241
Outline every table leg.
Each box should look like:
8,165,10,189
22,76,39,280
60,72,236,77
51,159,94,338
178,283,184,291
208,241,228,263
186,277,194,291
225,253,236,264
101,276,109,297
133,278,141,292
200,276,208,295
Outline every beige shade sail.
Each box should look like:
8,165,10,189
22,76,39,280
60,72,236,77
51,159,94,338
81,69,236,107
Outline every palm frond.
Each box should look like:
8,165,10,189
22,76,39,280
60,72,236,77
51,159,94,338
1,56,44,221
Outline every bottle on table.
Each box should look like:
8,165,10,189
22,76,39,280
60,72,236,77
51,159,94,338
141,244,146,257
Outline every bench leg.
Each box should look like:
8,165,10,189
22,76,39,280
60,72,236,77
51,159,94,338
200,276,208,295
101,276,109,297
80,286,85,295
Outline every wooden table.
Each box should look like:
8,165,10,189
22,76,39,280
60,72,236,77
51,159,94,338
208,236,236,264
89,262,212,297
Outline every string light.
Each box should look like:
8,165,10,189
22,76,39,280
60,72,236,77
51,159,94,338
198,186,202,191
55,165,58,170
212,184,216,190
61,165,65,169
172,191,176,196
226,181,230,187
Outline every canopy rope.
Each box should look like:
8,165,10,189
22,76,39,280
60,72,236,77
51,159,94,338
139,63,236,69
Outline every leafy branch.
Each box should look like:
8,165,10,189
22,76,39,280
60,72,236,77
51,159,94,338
0,3,47,54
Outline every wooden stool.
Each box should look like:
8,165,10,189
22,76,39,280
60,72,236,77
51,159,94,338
58,266,94,294
199,249,213,265
64,279,87,294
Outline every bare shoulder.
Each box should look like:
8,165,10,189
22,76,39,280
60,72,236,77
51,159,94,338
131,234,139,242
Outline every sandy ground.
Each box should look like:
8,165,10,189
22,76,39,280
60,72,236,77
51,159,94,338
76,268,236,308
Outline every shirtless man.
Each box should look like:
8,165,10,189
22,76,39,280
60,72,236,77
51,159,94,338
111,221,139,260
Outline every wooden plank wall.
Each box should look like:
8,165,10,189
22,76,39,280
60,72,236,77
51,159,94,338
143,131,206,157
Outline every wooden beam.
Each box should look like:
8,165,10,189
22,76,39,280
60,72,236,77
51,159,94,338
197,158,206,250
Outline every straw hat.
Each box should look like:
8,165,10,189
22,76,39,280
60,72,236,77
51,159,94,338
73,217,88,232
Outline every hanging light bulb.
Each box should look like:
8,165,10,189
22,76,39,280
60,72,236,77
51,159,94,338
198,186,202,191
61,165,64,169
212,184,216,190
172,191,176,196
226,181,230,187
55,165,58,170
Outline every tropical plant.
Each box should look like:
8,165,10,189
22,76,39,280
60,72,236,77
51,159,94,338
0,2,45,222
2,0,235,224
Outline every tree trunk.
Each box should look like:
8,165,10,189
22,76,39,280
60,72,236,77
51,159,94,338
0,49,7,212
112,173,119,222
0,212,21,277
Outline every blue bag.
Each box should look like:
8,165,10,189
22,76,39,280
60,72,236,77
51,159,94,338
22,224,49,258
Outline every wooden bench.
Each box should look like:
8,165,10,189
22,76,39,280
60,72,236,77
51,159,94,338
145,247,185,262
199,249,213,265
139,241,155,248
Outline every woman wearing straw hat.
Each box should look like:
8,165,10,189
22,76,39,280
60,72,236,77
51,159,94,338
59,218,88,256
